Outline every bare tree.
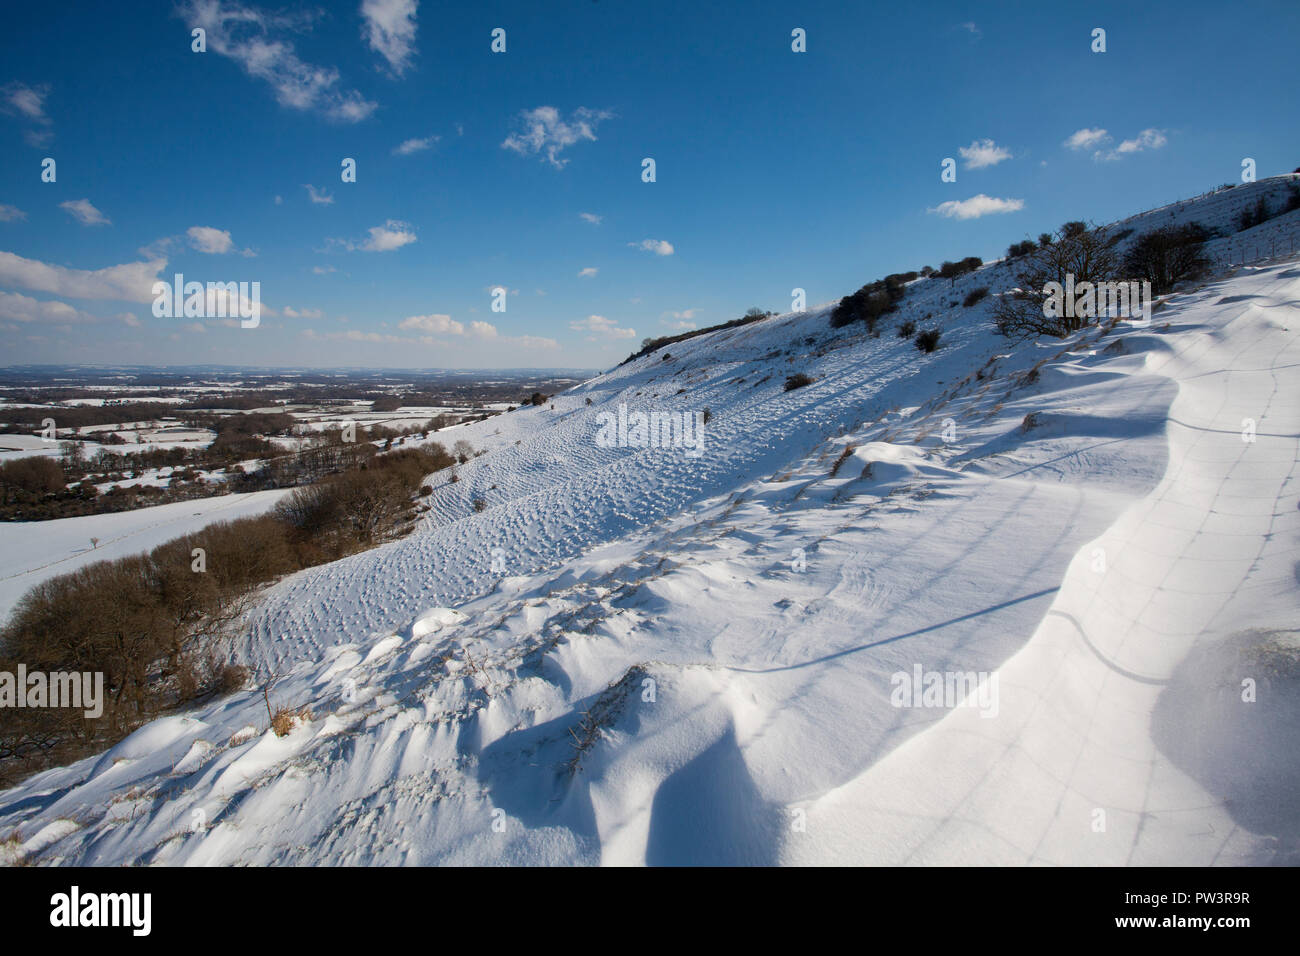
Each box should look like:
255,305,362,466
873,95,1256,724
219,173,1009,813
1122,224,1211,294
991,222,1120,338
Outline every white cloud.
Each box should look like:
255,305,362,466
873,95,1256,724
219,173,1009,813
0,250,163,303
1,82,52,146
187,226,234,254
1099,128,1168,161
579,212,602,225
0,290,99,324
502,106,613,168
2,82,48,122
630,238,674,256
327,220,417,253
312,264,337,274
360,219,416,251
959,138,1011,169
282,306,324,319
398,313,463,334
361,0,419,76
0,204,26,222
59,199,110,227
927,194,1024,220
1119,128,1167,153
304,184,334,205
578,267,598,278
274,194,283,205
569,314,635,340
1063,127,1109,151
393,134,438,155
958,22,981,39
180,0,377,122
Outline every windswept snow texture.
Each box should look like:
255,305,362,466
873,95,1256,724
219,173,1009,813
2,178,1298,866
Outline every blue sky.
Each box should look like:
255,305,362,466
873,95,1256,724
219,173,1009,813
1,0,1297,369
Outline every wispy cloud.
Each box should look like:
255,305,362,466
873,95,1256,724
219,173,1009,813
959,138,1011,169
463,319,556,349
579,212,602,225
927,194,1024,220
59,199,111,227
331,219,417,252
0,204,27,222
629,238,674,256
1063,127,1110,151
662,309,697,330
1098,128,1167,161
502,106,613,168
569,314,635,340
398,313,463,334
393,134,438,155
180,0,377,122
304,184,334,205
957,22,981,39
312,316,557,351
1,82,48,122
578,267,598,278
361,0,419,76
1,82,52,146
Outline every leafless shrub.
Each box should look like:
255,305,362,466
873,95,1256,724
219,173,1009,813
991,222,1120,338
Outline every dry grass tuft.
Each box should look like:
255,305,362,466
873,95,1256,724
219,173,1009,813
271,706,312,738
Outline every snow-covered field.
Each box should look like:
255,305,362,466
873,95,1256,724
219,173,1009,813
0,490,292,623
1,178,1296,866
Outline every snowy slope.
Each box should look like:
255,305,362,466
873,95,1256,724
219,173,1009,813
1,178,1297,866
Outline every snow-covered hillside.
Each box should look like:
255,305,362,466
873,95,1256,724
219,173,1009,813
2,178,1297,866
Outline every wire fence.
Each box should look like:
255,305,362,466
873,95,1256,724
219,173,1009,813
1211,221,1300,269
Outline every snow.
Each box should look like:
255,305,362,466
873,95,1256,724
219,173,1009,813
1,177,1297,865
